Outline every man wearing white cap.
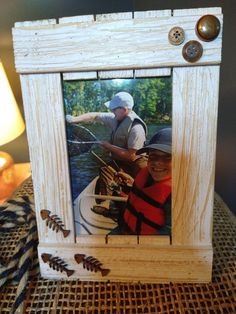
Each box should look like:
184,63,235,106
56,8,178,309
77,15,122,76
66,91,147,177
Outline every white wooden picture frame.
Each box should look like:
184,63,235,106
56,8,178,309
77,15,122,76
12,7,223,283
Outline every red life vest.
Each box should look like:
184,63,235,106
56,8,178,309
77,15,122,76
123,167,171,235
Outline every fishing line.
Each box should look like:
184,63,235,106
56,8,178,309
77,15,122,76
66,123,100,154
72,124,98,141
68,139,99,145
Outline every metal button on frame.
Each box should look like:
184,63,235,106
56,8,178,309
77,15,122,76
168,27,185,45
196,15,221,42
182,40,203,63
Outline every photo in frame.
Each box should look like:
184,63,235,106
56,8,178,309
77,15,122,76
63,77,172,236
12,7,223,282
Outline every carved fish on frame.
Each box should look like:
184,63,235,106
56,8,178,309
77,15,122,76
41,253,74,277
40,209,70,238
74,254,110,277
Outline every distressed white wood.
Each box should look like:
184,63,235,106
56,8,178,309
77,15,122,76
172,66,219,245
138,236,170,245
12,8,223,283
12,11,222,73
38,243,213,283
135,68,171,77
106,236,138,245
173,7,222,16
14,19,56,28
63,69,171,80
96,12,132,21
98,70,133,79
20,73,74,243
134,10,171,18
63,71,97,81
76,235,106,245
59,15,94,24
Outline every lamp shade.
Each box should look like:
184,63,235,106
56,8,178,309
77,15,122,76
0,61,25,146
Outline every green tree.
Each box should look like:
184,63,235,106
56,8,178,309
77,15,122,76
63,77,172,124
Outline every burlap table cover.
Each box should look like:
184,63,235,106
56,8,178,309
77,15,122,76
0,178,235,313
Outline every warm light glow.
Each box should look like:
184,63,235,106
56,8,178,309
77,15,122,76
0,157,6,168
0,151,15,199
0,60,25,146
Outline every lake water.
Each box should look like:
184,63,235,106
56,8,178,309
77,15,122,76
68,123,170,200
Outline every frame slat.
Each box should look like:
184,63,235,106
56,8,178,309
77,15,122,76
38,243,213,283
135,68,171,77
172,66,219,245
173,7,222,16
59,15,94,24
134,10,172,18
63,72,97,81
20,73,75,243
98,70,133,79
14,19,56,28
12,13,222,73
96,12,132,21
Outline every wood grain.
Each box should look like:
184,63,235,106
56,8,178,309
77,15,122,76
38,243,213,283
138,235,170,246
14,19,56,28
135,68,171,77
172,66,219,245
59,15,94,24
63,71,97,81
20,73,75,243
98,70,133,79
134,10,172,18
96,12,132,22
12,10,222,73
63,68,171,81
173,7,222,16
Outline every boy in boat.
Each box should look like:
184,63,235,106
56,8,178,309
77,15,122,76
119,128,172,235
66,91,147,177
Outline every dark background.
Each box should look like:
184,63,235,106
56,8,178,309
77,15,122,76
0,1,235,215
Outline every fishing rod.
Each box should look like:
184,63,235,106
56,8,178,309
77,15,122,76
84,193,127,202
91,150,119,176
91,151,133,184
91,150,111,167
67,139,99,144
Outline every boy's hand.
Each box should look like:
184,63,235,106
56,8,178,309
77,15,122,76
115,171,134,186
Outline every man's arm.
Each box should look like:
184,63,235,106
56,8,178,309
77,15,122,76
66,112,100,123
100,141,137,162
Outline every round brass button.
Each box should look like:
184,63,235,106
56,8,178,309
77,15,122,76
196,15,221,42
168,27,185,45
182,40,203,63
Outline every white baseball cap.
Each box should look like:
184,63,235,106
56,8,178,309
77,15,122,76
104,92,134,110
